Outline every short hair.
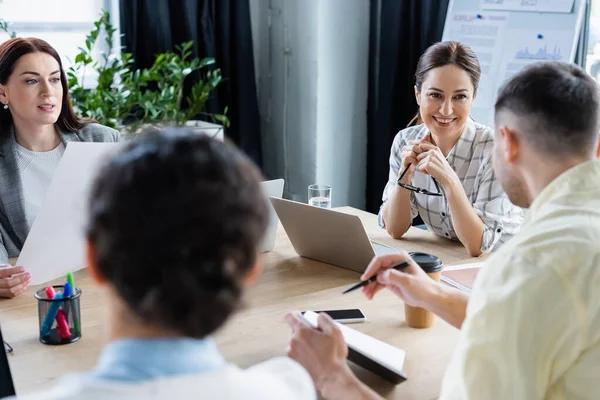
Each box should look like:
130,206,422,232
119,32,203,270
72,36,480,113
495,61,600,156
86,129,269,338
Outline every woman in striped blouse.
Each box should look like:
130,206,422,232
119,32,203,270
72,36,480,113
379,41,523,256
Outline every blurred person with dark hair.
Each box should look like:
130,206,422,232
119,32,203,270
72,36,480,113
12,129,314,400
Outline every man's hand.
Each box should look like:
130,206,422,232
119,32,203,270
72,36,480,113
361,252,436,308
285,312,385,399
285,312,350,391
0,265,31,298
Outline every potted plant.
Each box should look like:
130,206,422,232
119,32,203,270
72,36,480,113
1,10,229,138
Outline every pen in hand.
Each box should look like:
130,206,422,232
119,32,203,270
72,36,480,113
342,260,411,294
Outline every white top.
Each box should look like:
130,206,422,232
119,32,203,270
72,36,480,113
440,160,600,399
13,357,315,400
15,142,65,230
379,118,524,253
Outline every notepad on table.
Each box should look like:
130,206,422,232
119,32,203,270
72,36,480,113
302,311,407,384
441,262,483,293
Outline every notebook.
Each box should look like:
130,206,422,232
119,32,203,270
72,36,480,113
302,311,407,384
441,262,483,293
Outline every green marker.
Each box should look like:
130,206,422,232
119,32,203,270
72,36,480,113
66,272,79,333
66,272,75,289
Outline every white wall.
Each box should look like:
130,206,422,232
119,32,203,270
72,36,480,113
315,0,369,208
250,0,369,208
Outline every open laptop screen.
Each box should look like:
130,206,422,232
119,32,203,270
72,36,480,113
0,323,16,398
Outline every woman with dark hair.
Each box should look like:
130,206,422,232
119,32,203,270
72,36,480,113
0,37,119,297
379,41,522,256
10,129,314,399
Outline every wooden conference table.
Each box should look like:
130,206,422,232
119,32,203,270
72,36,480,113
0,207,481,399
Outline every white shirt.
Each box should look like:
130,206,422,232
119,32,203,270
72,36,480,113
379,119,524,253
13,358,315,400
440,160,600,399
15,142,65,230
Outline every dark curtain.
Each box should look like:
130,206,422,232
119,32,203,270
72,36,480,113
366,0,449,214
119,0,262,167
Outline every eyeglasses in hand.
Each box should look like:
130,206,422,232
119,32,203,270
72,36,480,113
396,164,443,197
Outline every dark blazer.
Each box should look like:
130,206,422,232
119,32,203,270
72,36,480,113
0,123,120,262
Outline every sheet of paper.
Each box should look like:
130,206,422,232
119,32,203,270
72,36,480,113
481,0,575,13
17,142,122,285
497,28,575,87
444,261,486,271
442,11,510,116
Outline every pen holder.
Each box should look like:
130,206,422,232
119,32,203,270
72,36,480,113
35,285,82,345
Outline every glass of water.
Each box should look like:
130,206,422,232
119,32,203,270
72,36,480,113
308,184,332,208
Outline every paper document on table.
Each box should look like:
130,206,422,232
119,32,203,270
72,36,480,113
17,142,122,285
481,0,575,13
442,262,485,293
442,11,509,124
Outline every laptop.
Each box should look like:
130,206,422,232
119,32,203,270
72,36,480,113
270,198,399,273
260,179,285,252
0,324,16,398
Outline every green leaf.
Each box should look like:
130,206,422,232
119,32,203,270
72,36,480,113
50,10,230,130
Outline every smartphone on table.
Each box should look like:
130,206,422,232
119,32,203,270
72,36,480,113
302,308,366,324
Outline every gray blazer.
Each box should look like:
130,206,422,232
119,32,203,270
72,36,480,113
0,123,120,263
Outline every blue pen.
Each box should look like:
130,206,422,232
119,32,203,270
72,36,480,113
40,293,63,337
63,282,72,297
62,283,72,321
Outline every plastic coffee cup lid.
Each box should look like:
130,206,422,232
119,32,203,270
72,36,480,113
409,252,443,273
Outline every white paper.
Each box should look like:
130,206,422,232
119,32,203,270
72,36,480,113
442,12,510,112
497,29,575,86
303,311,406,375
481,0,575,13
17,142,122,285
444,261,486,271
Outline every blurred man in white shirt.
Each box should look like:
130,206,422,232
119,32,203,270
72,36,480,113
285,61,600,399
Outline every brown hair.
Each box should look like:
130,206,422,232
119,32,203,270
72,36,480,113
495,61,600,156
0,37,91,134
409,41,481,126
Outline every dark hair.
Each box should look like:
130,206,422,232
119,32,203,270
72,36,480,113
495,61,600,156
0,37,90,133
86,129,270,338
410,41,481,125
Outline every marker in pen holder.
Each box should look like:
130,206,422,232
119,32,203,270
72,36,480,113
35,285,82,345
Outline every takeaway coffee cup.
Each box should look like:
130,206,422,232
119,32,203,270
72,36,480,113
404,252,443,329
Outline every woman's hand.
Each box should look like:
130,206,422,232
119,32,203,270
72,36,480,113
416,142,459,188
0,265,31,298
399,134,431,184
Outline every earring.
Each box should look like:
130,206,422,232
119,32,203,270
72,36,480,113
2,104,7,110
